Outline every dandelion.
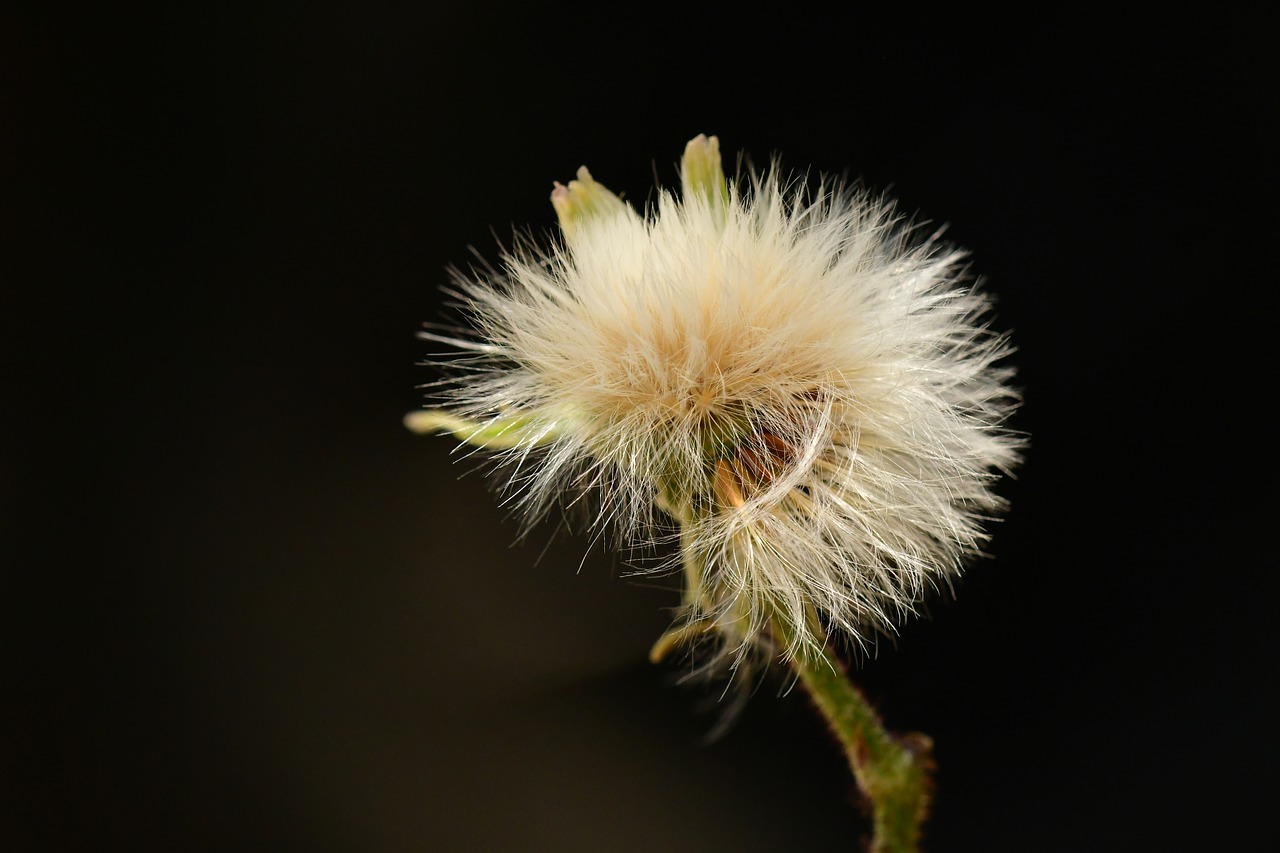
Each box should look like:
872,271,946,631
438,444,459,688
407,135,1021,851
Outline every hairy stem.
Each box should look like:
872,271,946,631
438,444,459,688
778,621,934,853
659,511,933,850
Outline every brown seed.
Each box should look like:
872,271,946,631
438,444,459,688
714,458,747,508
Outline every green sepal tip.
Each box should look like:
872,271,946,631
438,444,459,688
403,409,559,450
681,133,729,214
550,166,628,240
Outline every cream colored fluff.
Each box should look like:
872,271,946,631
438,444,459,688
418,136,1022,666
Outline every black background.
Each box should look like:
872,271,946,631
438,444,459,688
5,6,1272,852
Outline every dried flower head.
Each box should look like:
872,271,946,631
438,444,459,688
409,135,1021,670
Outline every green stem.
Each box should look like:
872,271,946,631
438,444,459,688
657,511,932,850
779,622,934,853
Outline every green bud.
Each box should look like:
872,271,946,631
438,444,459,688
403,409,558,450
550,166,628,240
680,133,729,217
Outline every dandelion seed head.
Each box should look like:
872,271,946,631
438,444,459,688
419,135,1022,667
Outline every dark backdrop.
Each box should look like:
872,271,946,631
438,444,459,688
5,7,1270,851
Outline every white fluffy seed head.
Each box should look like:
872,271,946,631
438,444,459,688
422,136,1022,667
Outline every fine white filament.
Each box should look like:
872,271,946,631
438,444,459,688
423,141,1022,667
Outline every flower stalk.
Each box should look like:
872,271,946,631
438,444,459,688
652,510,934,852
775,616,934,853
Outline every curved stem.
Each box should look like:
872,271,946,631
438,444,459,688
779,622,934,853
657,511,933,850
